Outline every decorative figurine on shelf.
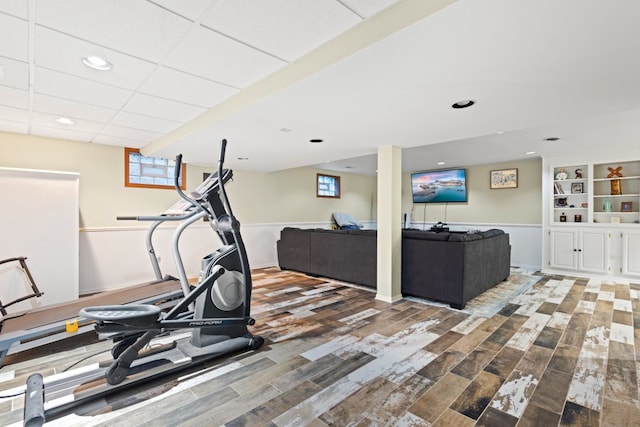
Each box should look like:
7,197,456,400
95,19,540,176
607,166,623,178
560,212,567,222
607,165,623,195
575,169,583,179
556,168,568,180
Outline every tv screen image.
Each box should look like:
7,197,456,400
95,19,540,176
411,169,467,203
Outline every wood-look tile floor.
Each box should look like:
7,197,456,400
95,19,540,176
0,267,639,426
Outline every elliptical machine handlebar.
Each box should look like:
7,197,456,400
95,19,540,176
173,154,196,209
173,153,215,219
217,139,235,221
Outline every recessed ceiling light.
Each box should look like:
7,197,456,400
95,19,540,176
237,157,249,160
55,117,75,125
437,162,446,165
309,139,323,143
496,131,505,135
544,137,559,142
279,128,292,133
525,151,536,155
345,166,354,169
451,99,475,109
81,56,113,71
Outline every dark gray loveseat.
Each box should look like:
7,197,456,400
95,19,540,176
276,227,511,308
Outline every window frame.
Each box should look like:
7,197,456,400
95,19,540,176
124,147,186,190
316,173,341,199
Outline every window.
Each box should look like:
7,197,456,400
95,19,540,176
317,173,340,198
125,147,186,189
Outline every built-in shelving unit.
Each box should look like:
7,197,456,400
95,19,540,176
552,164,588,224
551,161,640,226
545,158,640,279
592,160,639,225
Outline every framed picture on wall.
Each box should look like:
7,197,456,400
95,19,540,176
490,168,518,189
621,201,633,212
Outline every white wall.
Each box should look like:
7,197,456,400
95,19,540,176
80,219,540,295
0,168,79,311
79,222,289,294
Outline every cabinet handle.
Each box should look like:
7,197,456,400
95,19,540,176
573,249,577,252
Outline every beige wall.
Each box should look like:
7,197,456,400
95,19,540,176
1,132,540,228
0,132,377,227
228,167,377,224
402,158,542,225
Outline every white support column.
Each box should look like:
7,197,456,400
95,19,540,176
376,145,403,303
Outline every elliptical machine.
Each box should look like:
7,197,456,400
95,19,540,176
23,139,263,425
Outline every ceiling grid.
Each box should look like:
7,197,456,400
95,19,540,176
0,0,639,172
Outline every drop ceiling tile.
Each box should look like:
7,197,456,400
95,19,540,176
0,0,28,19
35,67,133,110
200,0,362,62
110,111,182,134
35,26,157,90
0,119,28,134
35,0,193,62
139,66,238,108
123,93,205,123
31,125,96,143
0,57,29,90
0,85,29,109
32,94,117,123
31,112,105,133
0,13,28,61
149,0,212,21
0,104,28,122
341,0,398,18
100,124,163,142
164,26,285,88
92,133,147,149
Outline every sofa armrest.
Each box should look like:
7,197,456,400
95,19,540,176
277,228,311,272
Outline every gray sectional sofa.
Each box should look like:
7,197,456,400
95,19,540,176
401,229,511,309
277,228,377,288
276,227,511,309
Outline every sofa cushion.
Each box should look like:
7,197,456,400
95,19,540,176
312,228,349,234
402,230,450,241
448,232,483,242
479,228,505,238
347,229,377,237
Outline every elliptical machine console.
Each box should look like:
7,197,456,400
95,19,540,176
23,139,264,426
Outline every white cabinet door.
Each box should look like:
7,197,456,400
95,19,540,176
550,229,609,273
622,231,640,277
579,230,609,273
550,230,578,270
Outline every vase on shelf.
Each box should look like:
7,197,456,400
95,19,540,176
603,199,612,212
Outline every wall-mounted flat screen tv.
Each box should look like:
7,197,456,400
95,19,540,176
411,169,467,203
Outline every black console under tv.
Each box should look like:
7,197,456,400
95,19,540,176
430,222,449,233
